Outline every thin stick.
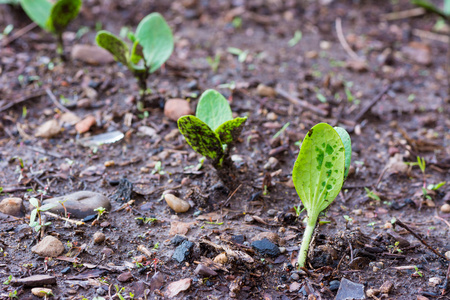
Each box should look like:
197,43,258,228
44,212,85,225
335,18,363,61
0,91,46,113
222,184,242,208
412,29,449,43
381,7,425,21
275,87,328,117
1,22,38,47
45,88,71,113
353,85,391,123
394,218,449,261
435,215,450,230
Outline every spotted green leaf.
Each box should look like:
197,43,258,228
334,126,352,179
135,12,174,73
215,117,247,145
48,0,81,34
178,115,224,164
96,31,130,66
293,123,345,217
196,89,233,131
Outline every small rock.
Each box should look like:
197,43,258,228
42,191,111,219
71,44,115,65
0,197,24,217
213,253,228,264
428,277,442,287
346,59,368,72
402,41,431,65
170,235,187,246
104,160,115,167
35,119,61,138
164,278,192,298
267,209,278,216
165,194,190,213
251,238,280,257
379,280,393,294
138,126,157,138
256,84,276,97
31,287,53,297
289,282,301,292
75,115,96,134
445,251,450,260
263,157,279,170
329,280,340,291
117,271,133,282
150,271,165,291
31,236,65,257
101,247,114,257
335,278,366,300
93,232,105,244
59,112,80,125
366,288,380,297
194,264,217,277
172,240,194,263
164,99,192,121
320,40,331,50
440,203,450,213
290,273,299,281
266,112,278,121
12,275,56,287
279,247,286,253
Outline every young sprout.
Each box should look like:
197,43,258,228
96,13,173,102
178,89,247,188
292,123,351,269
94,206,106,220
29,197,58,233
20,0,81,57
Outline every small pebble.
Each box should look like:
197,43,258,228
256,84,276,97
380,280,393,294
104,160,115,167
279,247,286,254
366,288,380,297
428,277,442,287
267,209,278,216
213,253,228,264
263,157,279,170
117,271,133,282
440,203,450,213
290,273,299,281
266,112,278,121
31,287,53,298
329,280,340,291
195,264,217,277
445,251,450,260
93,231,105,244
165,194,190,213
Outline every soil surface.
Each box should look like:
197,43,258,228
1,1,450,299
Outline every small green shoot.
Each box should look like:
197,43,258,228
364,187,381,201
427,181,446,190
206,53,221,73
272,122,290,140
414,265,423,277
293,205,304,217
3,275,12,285
8,290,18,299
178,89,247,182
96,13,174,101
94,206,106,220
227,47,248,63
29,197,57,233
405,156,427,185
152,242,160,250
20,0,81,57
288,30,302,47
151,161,166,175
135,217,158,224
293,123,351,269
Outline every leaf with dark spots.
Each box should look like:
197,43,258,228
178,115,224,164
215,116,247,145
96,31,130,66
48,0,81,34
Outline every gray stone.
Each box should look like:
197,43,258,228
32,236,65,258
194,264,217,277
12,275,56,287
251,238,280,257
335,278,366,300
0,197,24,217
172,240,194,263
42,191,111,218
71,44,115,65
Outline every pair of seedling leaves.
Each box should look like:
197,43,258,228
293,123,352,268
21,0,81,53
177,90,247,169
96,13,173,88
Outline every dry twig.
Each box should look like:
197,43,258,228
335,18,364,62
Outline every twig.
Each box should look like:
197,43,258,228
0,91,46,113
335,18,363,61
381,7,425,21
1,22,38,47
44,212,85,225
435,215,450,230
222,184,242,207
393,218,449,261
353,84,391,123
26,146,64,159
45,88,71,113
412,29,449,43
275,87,328,117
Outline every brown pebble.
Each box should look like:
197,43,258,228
117,271,133,282
164,194,190,213
379,280,393,294
164,99,192,121
31,287,53,298
104,160,115,167
256,84,276,97
213,253,228,264
75,115,96,134
93,231,105,244
440,203,450,213
195,264,217,277
71,44,115,65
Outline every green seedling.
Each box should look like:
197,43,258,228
288,30,302,47
427,181,446,190
227,47,248,63
206,53,221,73
272,122,290,140
414,265,423,277
364,187,381,201
135,217,157,224
94,206,106,220
405,156,427,186
20,0,81,57
8,290,18,300
3,275,12,285
29,197,57,233
292,123,351,268
177,89,247,186
96,13,173,101
151,161,166,175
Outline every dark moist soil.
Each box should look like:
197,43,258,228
1,1,450,299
